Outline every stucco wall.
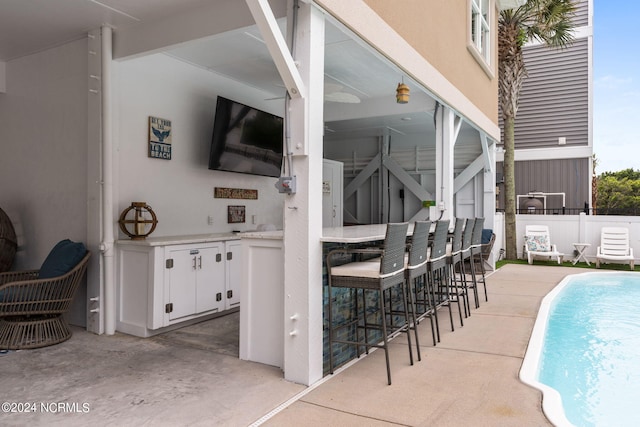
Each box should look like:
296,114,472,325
363,0,499,124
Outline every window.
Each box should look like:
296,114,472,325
469,0,492,72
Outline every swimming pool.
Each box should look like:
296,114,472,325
520,272,640,427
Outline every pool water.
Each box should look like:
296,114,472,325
523,273,640,427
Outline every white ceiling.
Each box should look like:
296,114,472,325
0,0,482,165
0,0,211,62
163,17,441,142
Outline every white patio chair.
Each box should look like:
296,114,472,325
596,227,635,269
523,225,564,265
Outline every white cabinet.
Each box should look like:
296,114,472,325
165,243,226,321
116,235,240,337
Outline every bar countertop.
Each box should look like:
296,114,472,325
321,224,390,243
320,223,430,243
116,232,240,246
119,224,421,246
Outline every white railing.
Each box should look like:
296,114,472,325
489,212,640,266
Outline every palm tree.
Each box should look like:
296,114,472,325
498,0,577,259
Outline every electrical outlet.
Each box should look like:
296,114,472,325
207,215,214,225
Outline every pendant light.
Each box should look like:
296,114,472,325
396,77,410,104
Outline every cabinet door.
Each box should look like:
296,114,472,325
225,240,241,310
195,245,226,314
166,248,198,320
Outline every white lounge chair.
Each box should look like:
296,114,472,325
524,225,564,265
596,227,635,270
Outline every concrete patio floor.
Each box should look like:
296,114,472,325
2,264,584,426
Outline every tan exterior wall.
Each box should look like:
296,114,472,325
363,0,499,125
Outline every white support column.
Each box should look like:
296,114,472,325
87,29,104,334
381,135,390,223
483,138,497,229
100,26,116,336
433,106,443,220
282,1,324,386
434,106,457,221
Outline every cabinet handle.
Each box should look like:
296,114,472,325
227,251,232,261
198,255,202,269
192,256,197,270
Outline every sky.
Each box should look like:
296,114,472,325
592,0,640,173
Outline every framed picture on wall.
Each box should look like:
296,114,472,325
148,116,172,160
227,205,245,223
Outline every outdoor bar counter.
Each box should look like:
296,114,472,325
239,224,413,373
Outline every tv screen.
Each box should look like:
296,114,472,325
208,96,284,178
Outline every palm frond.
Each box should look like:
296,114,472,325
525,0,577,48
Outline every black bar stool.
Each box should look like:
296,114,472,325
460,218,477,313
327,222,413,385
446,218,467,325
428,220,454,340
405,220,434,348
470,217,488,304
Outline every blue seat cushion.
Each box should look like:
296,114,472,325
481,229,493,245
39,239,87,279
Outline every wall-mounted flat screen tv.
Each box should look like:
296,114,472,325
208,96,284,178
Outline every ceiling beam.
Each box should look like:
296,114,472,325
382,154,432,201
453,128,494,193
454,155,484,194
344,153,381,199
480,133,493,173
245,0,305,99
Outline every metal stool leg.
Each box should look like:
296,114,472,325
378,289,392,385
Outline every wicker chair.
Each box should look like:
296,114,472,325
0,207,17,273
0,250,90,349
481,231,496,266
